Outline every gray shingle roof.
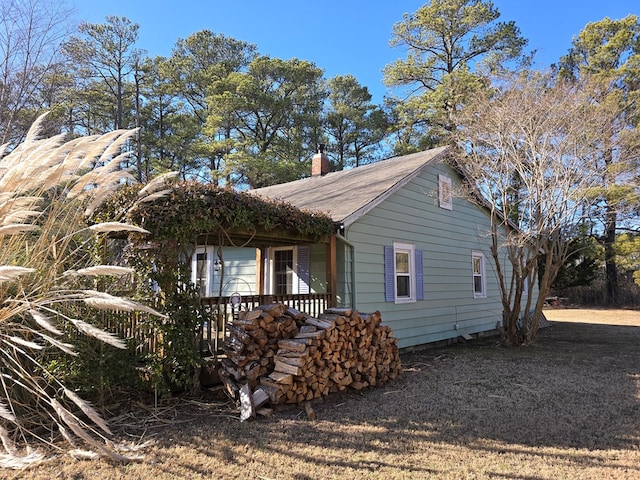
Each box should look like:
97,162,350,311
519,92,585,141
250,145,451,227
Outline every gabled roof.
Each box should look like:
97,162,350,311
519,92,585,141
250,145,451,228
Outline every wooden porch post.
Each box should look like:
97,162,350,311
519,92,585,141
326,234,337,307
256,247,266,295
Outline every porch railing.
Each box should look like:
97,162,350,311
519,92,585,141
198,293,334,354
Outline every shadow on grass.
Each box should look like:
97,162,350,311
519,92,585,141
314,321,639,444
147,320,640,479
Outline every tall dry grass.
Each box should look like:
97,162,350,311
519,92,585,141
0,115,170,468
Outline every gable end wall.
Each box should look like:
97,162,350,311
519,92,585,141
344,162,531,349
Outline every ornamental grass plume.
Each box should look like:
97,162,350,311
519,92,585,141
0,115,169,468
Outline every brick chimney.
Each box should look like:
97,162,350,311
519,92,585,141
311,144,329,176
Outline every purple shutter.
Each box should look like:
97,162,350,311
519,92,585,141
297,245,310,294
384,245,395,302
415,249,424,301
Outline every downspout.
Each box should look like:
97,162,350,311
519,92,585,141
336,226,356,309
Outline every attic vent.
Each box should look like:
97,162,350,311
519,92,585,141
438,174,452,210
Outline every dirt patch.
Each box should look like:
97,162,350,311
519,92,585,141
14,309,640,480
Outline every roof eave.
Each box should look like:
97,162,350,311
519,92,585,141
340,145,452,228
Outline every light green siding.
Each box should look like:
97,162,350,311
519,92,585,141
204,244,327,296
212,247,257,296
309,243,327,294
343,162,536,349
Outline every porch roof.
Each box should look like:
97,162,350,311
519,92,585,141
250,145,451,228
196,228,331,248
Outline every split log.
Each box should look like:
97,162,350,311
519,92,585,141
278,339,307,353
252,387,270,409
274,355,306,368
295,330,325,340
304,316,335,330
219,368,239,399
324,307,353,317
239,384,254,422
269,371,293,385
274,360,301,376
238,309,261,322
285,306,304,321
304,401,316,420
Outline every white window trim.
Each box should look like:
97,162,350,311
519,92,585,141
394,242,416,304
438,174,453,210
266,246,300,295
191,245,214,297
472,250,487,298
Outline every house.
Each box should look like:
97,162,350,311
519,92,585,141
193,145,536,349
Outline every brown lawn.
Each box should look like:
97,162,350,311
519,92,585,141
9,308,640,480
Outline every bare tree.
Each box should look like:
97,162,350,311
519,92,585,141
453,71,608,345
0,0,74,146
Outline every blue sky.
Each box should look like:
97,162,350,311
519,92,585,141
74,1,637,103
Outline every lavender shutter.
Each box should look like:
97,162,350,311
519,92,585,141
384,245,395,302
297,245,310,294
415,249,424,301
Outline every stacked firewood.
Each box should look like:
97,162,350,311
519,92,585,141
217,303,402,421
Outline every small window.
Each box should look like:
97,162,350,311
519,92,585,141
384,242,420,304
439,174,453,210
472,251,486,298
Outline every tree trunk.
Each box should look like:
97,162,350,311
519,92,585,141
134,65,143,182
604,204,618,305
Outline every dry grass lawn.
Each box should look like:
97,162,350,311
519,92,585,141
8,308,640,480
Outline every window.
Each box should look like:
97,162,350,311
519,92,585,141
472,251,486,298
191,246,214,296
395,249,411,298
266,246,310,295
273,248,294,294
385,243,424,303
438,174,453,210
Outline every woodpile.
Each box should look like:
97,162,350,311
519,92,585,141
218,303,402,421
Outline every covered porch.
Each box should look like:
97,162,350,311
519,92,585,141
194,231,342,354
